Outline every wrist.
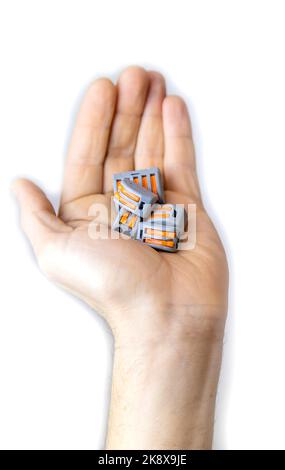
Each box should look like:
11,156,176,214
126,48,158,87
112,303,226,349
107,318,224,450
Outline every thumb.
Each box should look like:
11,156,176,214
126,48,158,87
12,178,70,258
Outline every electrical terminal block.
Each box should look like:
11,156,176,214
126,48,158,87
136,204,186,252
147,204,186,238
113,167,164,203
112,208,139,238
137,221,179,252
114,178,158,218
112,168,186,252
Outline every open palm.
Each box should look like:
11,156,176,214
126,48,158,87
14,67,228,339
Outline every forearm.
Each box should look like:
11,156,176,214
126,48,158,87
106,328,224,450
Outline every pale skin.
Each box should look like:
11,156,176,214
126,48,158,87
12,66,229,450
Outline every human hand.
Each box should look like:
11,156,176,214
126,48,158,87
13,66,229,449
13,66,228,344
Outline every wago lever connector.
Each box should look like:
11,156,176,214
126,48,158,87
112,167,186,252
114,178,158,218
148,204,186,238
113,208,139,238
113,167,164,203
136,204,186,252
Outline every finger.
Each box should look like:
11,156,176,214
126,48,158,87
12,178,71,258
134,71,165,172
61,78,117,206
103,66,150,192
59,193,111,227
163,96,202,201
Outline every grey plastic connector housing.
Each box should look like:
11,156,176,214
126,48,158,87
112,208,139,238
114,178,158,218
113,167,164,203
146,204,186,238
136,204,186,252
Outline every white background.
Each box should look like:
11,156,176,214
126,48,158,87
0,0,285,450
